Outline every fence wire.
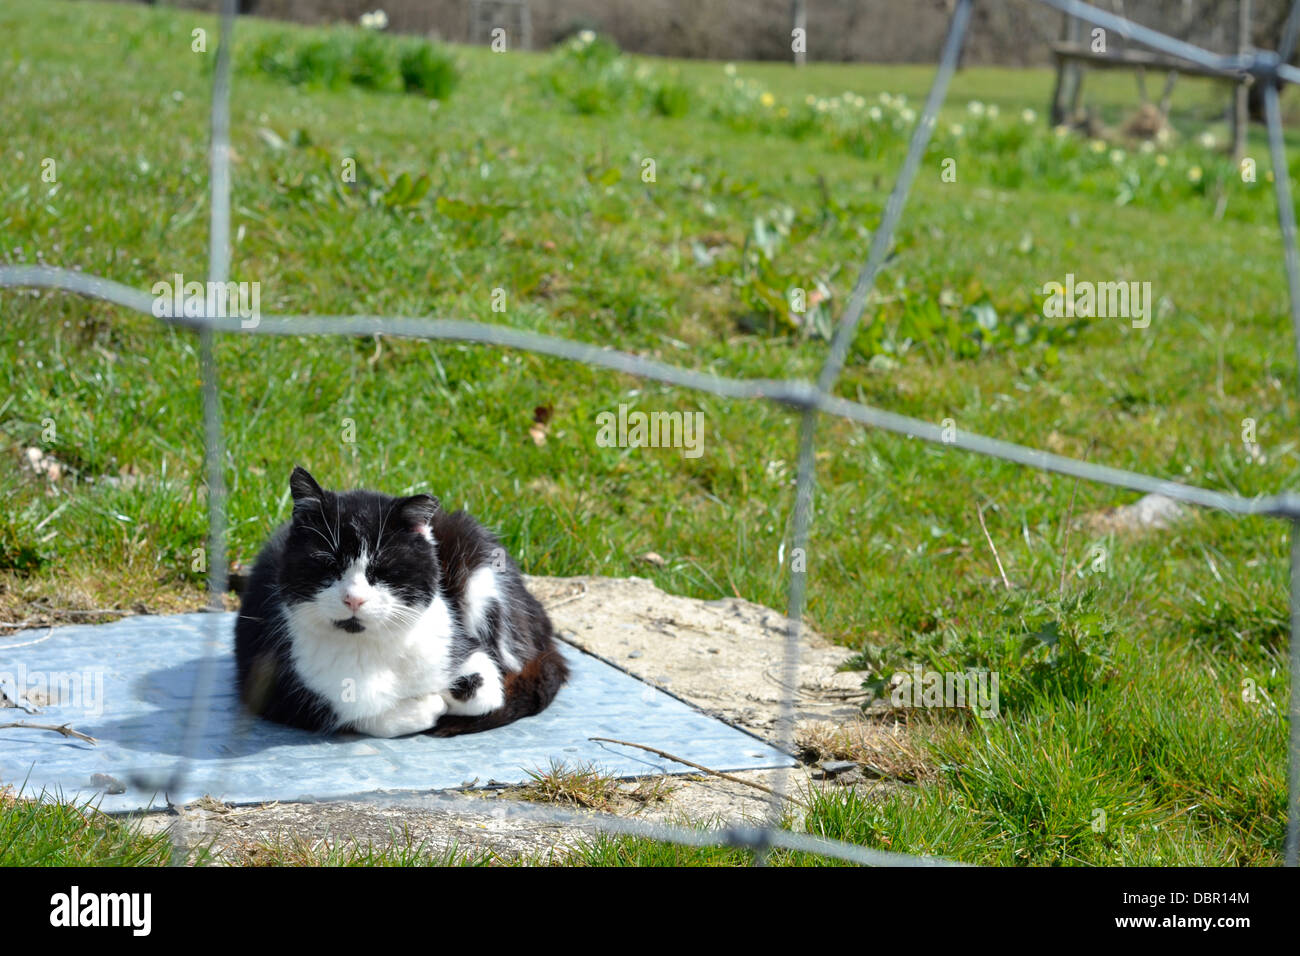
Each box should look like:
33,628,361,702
1,0,1298,867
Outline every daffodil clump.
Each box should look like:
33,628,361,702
1001,117,1249,210
707,66,1272,219
710,79,924,159
242,18,459,100
540,45,1274,222
542,30,691,117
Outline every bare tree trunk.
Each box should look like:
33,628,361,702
791,0,806,66
1233,0,1252,158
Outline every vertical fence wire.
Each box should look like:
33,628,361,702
1263,34,1300,868
817,0,974,393
771,0,974,830
166,0,236,863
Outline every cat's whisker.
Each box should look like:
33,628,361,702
375,499,396,560
301,523,334,551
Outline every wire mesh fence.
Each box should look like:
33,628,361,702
1,0,1298,866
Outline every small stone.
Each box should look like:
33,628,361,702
819,760,858,777
255,126,288,151
90,773,126,795
627,650,643,659
1086,493,1185,533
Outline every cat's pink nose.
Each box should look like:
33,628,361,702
343,594,366,612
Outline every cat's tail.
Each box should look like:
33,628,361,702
429,645,570,737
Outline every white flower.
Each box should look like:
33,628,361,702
967,100,985,116
578,29,596,44
359,9,388,30
986,104,999,118
1188,165,1203,183
724,62,737,76
1110,148,1125,163
1089,138,1107,153
1197,131,1216,150
868,106,883,121
900,107,916,124
1053,124,1069,138
1021,108,1037,124
949,123,964,136
1155,153,1168,167
1139,140,1155,154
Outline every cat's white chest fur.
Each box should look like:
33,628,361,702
284,554,508,737
286,590,460,736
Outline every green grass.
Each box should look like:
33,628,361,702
243,22,461,99
0,791,171,865
228,833,495,866
0,0,1294,865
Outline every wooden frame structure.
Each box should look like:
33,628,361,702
1050,1,1253,158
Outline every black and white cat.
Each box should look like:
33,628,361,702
234,467,568,737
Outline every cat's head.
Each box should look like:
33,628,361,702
279,466,440,637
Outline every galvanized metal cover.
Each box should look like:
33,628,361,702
0,613,793,813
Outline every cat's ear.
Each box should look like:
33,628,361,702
397,494,439,537
289,467,325,513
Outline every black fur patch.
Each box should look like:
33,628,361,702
449,673,484,701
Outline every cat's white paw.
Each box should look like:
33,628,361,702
420,691,448,723
353,693,446,737
407,691,447,728
444,651,506,716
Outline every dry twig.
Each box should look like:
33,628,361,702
976,504,1011,590
0,721,97,744
588,736,808,809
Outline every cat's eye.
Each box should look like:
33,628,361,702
308,551,340,572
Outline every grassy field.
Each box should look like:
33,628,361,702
0,0,1294,865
